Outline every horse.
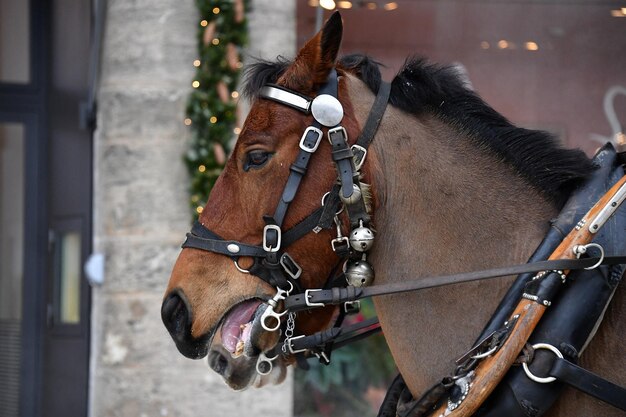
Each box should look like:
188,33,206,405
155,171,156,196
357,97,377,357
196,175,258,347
162,12,624,416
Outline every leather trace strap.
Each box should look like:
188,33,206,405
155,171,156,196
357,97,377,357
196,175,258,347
548,357,626,410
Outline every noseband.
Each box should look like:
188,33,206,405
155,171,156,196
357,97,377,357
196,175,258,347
182,68,391,361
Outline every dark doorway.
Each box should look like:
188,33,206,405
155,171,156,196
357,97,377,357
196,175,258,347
0,0,93,415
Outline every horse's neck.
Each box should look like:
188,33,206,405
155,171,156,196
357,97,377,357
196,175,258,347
348,77,559,394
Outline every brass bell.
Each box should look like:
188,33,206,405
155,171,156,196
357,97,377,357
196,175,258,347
339,184,362,205
349,224,374,252
345,260,374,287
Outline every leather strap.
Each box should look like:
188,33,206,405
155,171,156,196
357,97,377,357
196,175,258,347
549,358,626,411
355,81,391,150
284,256,626,312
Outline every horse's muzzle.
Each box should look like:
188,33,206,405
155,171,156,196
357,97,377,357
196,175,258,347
161,290,210,359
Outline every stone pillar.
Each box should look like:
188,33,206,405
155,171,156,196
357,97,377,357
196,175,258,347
91,0,296,416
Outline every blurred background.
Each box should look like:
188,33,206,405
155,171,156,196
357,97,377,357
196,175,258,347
0,0,624,416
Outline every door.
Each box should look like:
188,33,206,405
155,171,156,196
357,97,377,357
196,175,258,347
0,0,93,415
43,0,93,416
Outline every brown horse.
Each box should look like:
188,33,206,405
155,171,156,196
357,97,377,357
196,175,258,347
162,13,624,416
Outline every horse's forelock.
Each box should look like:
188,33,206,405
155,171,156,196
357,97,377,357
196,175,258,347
242,57,292,98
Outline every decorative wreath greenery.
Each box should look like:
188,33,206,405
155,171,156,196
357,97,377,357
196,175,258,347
185,0,249,219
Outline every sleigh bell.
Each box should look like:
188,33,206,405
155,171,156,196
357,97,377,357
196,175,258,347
349,224,375,252
345,260,375,287
339,184,362,205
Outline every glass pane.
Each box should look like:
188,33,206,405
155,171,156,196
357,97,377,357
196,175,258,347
0,0,30,84
0,122,24,417
57,231,81,324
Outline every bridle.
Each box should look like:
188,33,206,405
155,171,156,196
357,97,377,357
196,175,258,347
182,68,391,369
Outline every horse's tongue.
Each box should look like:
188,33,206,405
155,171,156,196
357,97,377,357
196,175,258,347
221,300,262,354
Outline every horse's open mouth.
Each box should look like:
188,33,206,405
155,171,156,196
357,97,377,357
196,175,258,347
219,299,269,358
207,299,286,390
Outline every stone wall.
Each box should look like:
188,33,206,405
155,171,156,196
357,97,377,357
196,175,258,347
91,0,296,416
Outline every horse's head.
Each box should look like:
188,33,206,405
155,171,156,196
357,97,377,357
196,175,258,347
162,13,366,389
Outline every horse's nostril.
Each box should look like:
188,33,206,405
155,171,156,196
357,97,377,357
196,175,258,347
161,293,190,337
208,349,230,376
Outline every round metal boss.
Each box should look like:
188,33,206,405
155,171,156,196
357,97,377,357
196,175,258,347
349,226,375,252
311,94,344,127
345,260,374,287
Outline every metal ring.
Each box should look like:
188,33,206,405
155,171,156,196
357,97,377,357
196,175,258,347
233,260,250,274
522,343,563,384
321,192,344,215
256,352,278,376
584,243,604,270
471,344,499,360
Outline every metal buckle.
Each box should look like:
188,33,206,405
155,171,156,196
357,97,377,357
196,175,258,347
314,351,331,365
305,289,325,307
299,126,323,153
331,236,350,253
280,253,302,280
351,144,367,171
343,300,361,315
327,126,347,144
262,224,282,252
286,335,307,354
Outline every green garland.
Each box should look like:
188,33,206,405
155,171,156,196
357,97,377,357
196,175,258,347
185,0,250,218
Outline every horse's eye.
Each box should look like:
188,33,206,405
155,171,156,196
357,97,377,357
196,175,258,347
243,150,271,171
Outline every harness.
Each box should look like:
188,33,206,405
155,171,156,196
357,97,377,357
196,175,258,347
181,69,626,416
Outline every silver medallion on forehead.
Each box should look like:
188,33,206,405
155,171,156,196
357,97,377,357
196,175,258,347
311,94,344,127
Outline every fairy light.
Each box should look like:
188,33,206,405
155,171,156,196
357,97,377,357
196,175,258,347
319,0,335,10
497,40,509,49
213,7,220,14
184,118,192,126
337,1,352,8
212,38,220,45
200,20,208,27
231,91,239,99
193,59,201,67
198,165,206,172
196,206,204,214
365,2,376,10
233,127,241,135
480,41,490,49
210,116,218,124
384,2,398,11
525,41,539,51
192,80,200,88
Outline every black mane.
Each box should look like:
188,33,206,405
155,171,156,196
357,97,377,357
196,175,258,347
243,54,596,207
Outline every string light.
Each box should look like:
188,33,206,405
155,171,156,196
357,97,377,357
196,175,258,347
337,1,352,8
186,0,249,220
365,2,376,10
497,40,509,49
319,0,335,10
525,41,539,51
480,41,490,49
384,2,398,11
233,127,241,134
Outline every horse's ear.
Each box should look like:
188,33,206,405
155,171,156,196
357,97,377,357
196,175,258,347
280,11,343,91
